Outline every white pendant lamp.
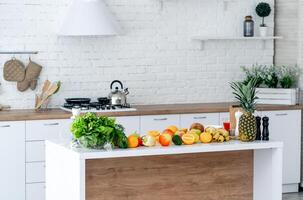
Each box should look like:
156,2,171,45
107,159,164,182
59,0,121,36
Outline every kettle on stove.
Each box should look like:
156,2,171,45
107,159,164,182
108,80,129,106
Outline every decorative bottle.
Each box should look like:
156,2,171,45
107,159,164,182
244,16,254,37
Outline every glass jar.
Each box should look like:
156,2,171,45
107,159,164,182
243,16,254,37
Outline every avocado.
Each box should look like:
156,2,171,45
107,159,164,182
172,135,183,145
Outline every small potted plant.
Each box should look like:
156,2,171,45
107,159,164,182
240,64,300,105
255,2,272,37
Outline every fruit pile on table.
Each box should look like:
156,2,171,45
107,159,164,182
127,123,231,148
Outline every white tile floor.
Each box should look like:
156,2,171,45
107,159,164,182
283,193,303,200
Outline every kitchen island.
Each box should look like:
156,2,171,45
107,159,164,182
46,140,283,200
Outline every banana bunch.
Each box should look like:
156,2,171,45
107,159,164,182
205,127,230,143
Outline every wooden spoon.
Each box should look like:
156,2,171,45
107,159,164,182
36,83,58,109
47,84,58,98
40,80,51,99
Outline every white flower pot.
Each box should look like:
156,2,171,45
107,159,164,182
259,26,268,37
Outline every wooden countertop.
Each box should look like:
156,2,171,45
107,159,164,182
0,102,303,121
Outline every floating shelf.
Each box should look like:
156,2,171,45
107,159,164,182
158,0,233,11
192,36,283,50
192,36,283,41
0,51,38,55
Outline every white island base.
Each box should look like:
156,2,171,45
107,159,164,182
46,140,283,200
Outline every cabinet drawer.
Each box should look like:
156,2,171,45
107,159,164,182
26,141,45,162
115,116,140,136
140,115,180,134
26,119,72,141
26,162,45,183
180,113,219,128
26,183,45,200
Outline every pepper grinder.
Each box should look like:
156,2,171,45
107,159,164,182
262,117,269,141
256,116,262,140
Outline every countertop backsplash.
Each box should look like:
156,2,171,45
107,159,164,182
0,0,274,109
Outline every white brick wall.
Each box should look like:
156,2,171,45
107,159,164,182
275,0,299,65
0,0,274,109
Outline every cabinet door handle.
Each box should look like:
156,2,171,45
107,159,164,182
44,123,60,126
193,116,207,120
275,113,288,116
153,118,168,121
0,125,10,128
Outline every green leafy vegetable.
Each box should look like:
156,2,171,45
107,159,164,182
71,113,128,149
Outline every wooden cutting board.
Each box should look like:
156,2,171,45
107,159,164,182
229,105,244,130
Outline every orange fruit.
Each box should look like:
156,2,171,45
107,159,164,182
162,129,175,137
182,134,195,145
128,135,139,148
159,133,172,146
167,125,178,133
200,132,212,143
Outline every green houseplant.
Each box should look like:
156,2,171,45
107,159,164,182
240,64,300,105
255,2,272,37
262,65,279,88
278,65,300,88
241,64,264,87
241,64,300,88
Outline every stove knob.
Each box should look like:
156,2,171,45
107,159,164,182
96,106,101,110
112,106,116,110
106,105,110,110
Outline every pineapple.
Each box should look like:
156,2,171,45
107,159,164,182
230,79,258,142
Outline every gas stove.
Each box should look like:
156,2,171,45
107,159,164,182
60,98,137,113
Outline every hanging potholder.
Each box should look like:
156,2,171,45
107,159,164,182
3,58,25,82
17,80,30,92
25,59,42,90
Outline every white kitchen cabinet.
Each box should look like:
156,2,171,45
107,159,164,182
115,116,140,136
26,119,72,141
0,121,25,200
26,162,45,183
26,141,45,162
261,110,301,193
25,119,73,200
140,115,180,134
180,113,219,128
26,183,45,200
